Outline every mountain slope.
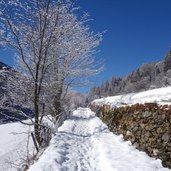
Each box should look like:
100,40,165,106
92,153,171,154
89,50,171,99
0,61,34,124
0,61,12,70
0,61,11,95
29,108,170,171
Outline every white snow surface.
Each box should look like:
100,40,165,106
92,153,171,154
92,86,171,108
0,122,34,171
29,108,170,171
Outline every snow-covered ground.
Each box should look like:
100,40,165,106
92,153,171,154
0,122,34,171
92,86,171,108
29,108,170,171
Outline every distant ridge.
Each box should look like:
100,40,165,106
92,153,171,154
89,50,171,99
0,61,12,70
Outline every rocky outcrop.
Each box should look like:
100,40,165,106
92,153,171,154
90,103,171,168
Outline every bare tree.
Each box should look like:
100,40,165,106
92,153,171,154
0,0,103,147
44,11,103,123
0,0,55,145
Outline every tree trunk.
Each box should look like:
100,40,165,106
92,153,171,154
34,83,41,147
54,95,62,121
34,101,41,146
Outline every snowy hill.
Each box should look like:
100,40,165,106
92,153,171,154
29,108,170,171
0,61,34,124
92,86,171,108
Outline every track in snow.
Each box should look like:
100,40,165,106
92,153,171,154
29,108,170,171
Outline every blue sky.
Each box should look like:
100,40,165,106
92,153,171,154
0,0,171,92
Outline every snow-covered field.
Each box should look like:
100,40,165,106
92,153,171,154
29,108,170,171
0,122,34,171
1,87,171,171
92,86,171,107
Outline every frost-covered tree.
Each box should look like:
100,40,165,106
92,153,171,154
44,11,103,122
0,0,102,146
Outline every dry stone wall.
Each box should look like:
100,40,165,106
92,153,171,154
90,103,171,168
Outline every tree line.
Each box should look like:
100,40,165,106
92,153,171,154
88,50,171,101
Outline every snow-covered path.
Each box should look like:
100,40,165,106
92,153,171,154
29,108,170,171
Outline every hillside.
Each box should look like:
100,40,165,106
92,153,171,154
0,62,11,70
0,62,34,124
89,50,171,99
0,61,11,96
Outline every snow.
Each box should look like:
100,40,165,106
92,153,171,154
92,86,171,107
29,108,170,171
0,121,34,171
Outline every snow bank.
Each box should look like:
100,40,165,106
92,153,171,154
92,86,171,107
0,122,34,171
29,108,170,171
